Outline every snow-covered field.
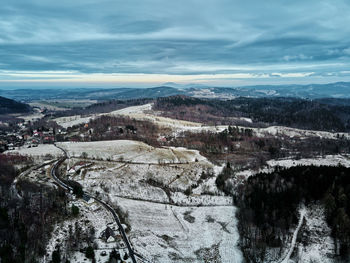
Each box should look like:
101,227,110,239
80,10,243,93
16,111,44,122
70,156,225,203
54,114,98,128
254,125,350,140
267,154,350,168
115,197,243,263
5,144,63,158
62,140,228,205
58,140,208,164
235,154,350,181
108,103,152,115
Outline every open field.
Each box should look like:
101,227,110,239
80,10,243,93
31,99,98,110
58,140,207,164
6,144,64,158
115,197,243,263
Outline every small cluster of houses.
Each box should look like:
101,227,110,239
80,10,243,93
0,118,71,152
80,196,131,261
0,132,25,152
99,225,132,262
32,127,55,144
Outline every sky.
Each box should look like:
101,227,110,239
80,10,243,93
1,0,350,88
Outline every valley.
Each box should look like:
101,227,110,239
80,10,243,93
1,94,350,263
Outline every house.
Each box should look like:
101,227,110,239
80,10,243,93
100,226,116,242
82,195,95,205
43,136,55,144
107,236,115,243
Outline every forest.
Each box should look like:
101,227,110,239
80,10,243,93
234,165,350,262
0,154,66,263
154,96,350,132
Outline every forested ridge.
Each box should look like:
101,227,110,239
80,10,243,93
0,96,32,115
154,96,350,132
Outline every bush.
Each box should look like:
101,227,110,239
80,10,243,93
85,246,95,259
72,185,84,198
52,249,60,263
215,162,234,193
71,205,79,217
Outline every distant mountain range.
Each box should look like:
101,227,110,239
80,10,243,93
1,81,350,101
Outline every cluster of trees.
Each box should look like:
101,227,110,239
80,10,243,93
235,165,350,262
154,96,350,132
0,116,24,133
28,119,62,132
215,162,235,193
70,115,165,147
172,126,255,153
154,96,248,126
170,126,349,168
171,127,282,167
0,154,33,167
108,249,129,262
51,223,97,263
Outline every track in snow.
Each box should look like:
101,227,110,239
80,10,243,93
279,207,307,263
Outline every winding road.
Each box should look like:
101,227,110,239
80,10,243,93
50,146,140,263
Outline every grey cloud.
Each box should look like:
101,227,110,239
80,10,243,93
0,0,349,84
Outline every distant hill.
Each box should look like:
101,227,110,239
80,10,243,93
109,86,185,99
1,81,350,101
0,96,32,114
0,86,185,101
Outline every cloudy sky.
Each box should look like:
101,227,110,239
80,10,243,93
1,0,350,88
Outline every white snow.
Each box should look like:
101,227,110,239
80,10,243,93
54,114,96,128
170,192,232,206
53,103,154,128
280,206,307,263
5,144,63,158
57,140,208,164
235,154,350,182
114,197,243,263
254,126,350,140
267,154,350,168
297,205,335,263
108,103,152,115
